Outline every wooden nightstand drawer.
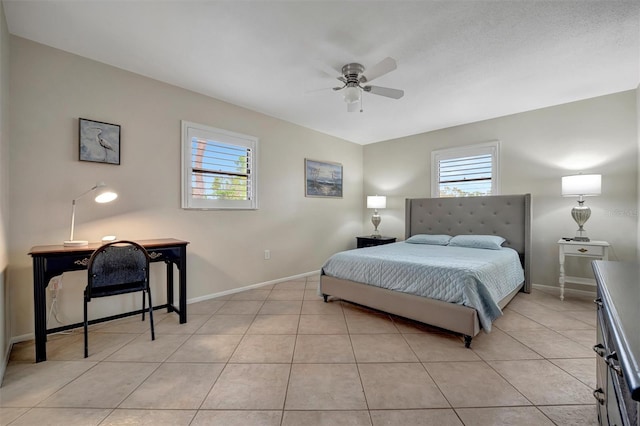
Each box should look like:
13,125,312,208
563,244,605,256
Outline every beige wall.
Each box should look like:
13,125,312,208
8,36,363,338
0,2,10,376
4,30,638,349
364,91,638,288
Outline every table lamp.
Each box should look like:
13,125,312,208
64,182,118,246
367,195,387,238
561,174,601,242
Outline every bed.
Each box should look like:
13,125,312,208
319,194,531,347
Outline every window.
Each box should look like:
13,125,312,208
431,141,499,197
181,121,258,210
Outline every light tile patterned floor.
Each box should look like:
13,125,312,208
0,277,598,425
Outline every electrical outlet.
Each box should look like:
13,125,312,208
264,250,271,260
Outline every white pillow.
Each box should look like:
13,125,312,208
405,234,452,246
448,235,506,250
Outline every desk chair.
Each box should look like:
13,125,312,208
84,240,155,358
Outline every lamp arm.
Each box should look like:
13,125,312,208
73,184,101,201
68,183,101,242
69,200,77,241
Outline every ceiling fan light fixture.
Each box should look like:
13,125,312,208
343,85,361,104
310,57,402,112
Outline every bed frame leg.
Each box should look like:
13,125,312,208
322,294,328,303
463,335,472,348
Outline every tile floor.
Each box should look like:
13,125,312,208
0,276,598,425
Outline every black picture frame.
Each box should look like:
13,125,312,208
79,118,121,165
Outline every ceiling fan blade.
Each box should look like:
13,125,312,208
305,85,344,94
305,87,332,94
312,60,345,83
347,102,359,112
362,57,397,83
364,85,404,99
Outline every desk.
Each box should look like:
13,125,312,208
29,238,189,362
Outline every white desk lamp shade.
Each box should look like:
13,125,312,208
561,174,601,242
64,183,117,246
95,188,118,203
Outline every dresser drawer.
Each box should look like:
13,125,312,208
564,244,605,257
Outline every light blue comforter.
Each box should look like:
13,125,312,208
321,242,524,331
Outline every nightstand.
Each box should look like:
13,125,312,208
356,236,396,248
557,239,610,301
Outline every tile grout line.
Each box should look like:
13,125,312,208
3,285,599,425
345,303,374,423
191,288,267,418
278,278,308,425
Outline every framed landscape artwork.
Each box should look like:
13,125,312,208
79,118,121,165
305,159,343,198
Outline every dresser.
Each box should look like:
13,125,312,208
592,261,639,426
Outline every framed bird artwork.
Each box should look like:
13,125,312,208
79,118,121,165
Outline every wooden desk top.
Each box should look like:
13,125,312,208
29,238,189,256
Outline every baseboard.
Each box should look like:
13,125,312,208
1,340,10,385
2,333,34,385
187,270,320,304
9,333,34,345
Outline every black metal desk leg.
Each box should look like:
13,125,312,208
179,246,187,324
32,257,48,362
165,261,174,314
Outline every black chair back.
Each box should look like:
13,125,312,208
87,240,150,300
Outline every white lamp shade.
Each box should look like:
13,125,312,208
561,174,601,196
367,195,387,209
95,188,118,203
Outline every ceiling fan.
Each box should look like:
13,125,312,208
315,57,405,112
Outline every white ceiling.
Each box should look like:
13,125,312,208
4,0,639,145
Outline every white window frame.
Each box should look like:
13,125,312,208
431,140,500,198
181,120,258,210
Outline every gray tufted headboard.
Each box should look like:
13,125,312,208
405,194,531,292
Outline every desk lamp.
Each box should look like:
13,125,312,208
367,195,387,238
561,174,601,242
64,182,117,247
